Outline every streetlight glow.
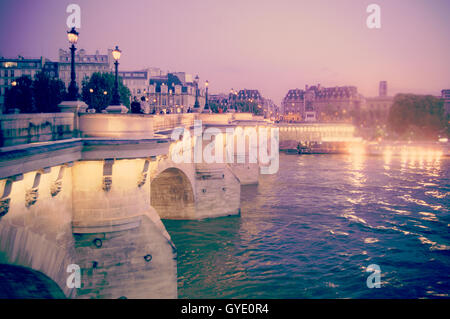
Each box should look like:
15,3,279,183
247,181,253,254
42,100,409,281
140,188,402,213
67,27,79,44
112,46,122,61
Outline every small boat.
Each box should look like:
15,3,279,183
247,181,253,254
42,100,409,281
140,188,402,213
284,149,299,155
298,146,312,154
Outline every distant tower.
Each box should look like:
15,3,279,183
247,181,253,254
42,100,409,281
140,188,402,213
379,81,387,97
442,89,450,115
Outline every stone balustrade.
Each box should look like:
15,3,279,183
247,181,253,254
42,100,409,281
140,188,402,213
151,113,195,132
0,112,265,147
79,113,154,139
0,113,74,147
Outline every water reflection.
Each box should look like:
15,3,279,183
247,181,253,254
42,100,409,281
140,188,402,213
379,146,443,172
165,153,450,299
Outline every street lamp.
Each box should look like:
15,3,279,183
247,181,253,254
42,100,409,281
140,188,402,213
169,89,172,114
193,75,200,109
203,80,210,113
88,88,94,110
67,27,79,101
111,46,122,105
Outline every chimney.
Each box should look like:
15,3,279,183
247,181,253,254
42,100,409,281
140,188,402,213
379,81,387,97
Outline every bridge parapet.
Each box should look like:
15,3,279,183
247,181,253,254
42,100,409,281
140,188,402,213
152,113,195,132
0,113,74,147
79,113,154,139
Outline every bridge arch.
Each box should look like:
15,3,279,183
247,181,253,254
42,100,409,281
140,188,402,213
150,167,195,219
0,223,76,299
0,263,66,298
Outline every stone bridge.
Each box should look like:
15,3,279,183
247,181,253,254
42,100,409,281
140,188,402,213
0,111,268,298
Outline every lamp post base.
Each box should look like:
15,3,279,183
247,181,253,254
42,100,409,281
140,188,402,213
105,105,129,113
58,100,88,114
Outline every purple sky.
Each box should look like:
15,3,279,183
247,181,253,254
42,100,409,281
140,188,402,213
1,0,449,104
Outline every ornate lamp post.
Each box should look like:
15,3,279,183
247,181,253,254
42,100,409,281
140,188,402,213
168,89,173,114
203,80,210,113
193,75,200,109
111,46,122,105
67,27,79,101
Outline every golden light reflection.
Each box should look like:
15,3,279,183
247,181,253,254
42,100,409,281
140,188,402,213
381,145,444,172
383,148,392,170
346,142,366,187
347,142,366,171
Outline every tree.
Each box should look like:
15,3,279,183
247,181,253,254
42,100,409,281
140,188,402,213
81,72,131,112
32,72,66,113
235,100,262,115
387,94,447,140
5,76,34,113
209,101,222,113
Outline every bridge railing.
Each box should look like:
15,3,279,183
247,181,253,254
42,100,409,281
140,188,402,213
152,113,195,132
0,112,268,147
0,113,74,147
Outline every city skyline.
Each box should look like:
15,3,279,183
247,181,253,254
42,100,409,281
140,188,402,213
1,0,449,104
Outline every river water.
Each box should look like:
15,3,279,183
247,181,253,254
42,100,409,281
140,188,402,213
163,153,450,298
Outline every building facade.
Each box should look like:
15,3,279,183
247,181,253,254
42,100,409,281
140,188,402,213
119,70,150,100
0,56,57,113
282,89,304,122
363,81,394,122
262,98,279,120
282,84,363,122
57,49,113,92
147,72,205,114
441,89,450,115
379,81,388,97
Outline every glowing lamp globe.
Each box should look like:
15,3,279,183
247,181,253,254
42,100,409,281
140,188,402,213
112,46,122,61
67,27,79,44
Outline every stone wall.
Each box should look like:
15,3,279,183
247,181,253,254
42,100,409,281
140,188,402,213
198,113,233,125
70,159,177,298
152,113,195,132
79,114,154,139
0,166,76,298
73,211,177,299
0,113,74,147
193,163,241,219
0,158,178,299
149,156,241,220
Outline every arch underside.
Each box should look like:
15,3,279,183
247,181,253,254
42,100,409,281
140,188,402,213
0,264,66,299
150,168,195,219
